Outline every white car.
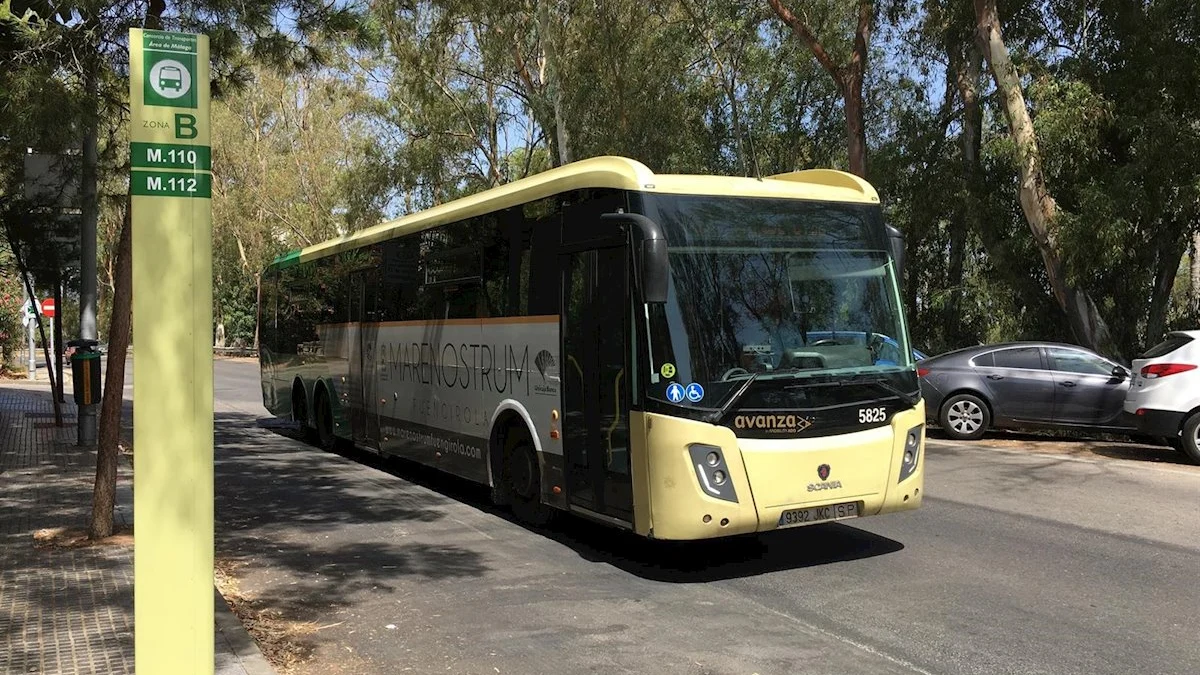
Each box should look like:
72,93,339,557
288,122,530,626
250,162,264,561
1124,330,1200,463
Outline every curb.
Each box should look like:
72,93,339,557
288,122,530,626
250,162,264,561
215,589,277,675
107,400,277,675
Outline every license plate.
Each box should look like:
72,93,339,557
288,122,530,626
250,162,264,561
777,501,860,528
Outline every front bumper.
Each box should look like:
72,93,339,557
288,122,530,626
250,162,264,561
631,406,926,541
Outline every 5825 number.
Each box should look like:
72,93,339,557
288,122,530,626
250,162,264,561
858,407,887,424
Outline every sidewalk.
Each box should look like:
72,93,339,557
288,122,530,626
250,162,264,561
0,382,274,675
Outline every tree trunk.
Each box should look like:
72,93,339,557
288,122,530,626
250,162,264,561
946,45,983,347
1191,231,1200,317
974,0,1117,356
843,77,867,178
1144,233,1186,345
536,0,571,166
5,229,64,424
90,195,132,540
768,0,871,179
88,0,167,539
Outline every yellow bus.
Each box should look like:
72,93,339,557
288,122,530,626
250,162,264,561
258,156,924,540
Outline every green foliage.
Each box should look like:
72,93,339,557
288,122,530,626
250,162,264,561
6,0,1199,360
0,248,25,365
210,62,380,346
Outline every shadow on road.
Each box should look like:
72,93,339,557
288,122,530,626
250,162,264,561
241,414,905,587
214,412,491,623
536,519,905,583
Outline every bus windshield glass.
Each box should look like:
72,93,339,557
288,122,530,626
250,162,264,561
643,195,913,409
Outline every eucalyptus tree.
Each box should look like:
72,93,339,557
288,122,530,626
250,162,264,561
768,0,874,177
2,0,374,539
211,63,379,347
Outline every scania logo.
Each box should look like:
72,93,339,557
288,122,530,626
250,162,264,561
733,413,813,433
808,465,841,491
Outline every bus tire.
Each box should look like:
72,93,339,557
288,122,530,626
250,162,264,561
313,386,337,451
505,437,553,527
292,382,316,442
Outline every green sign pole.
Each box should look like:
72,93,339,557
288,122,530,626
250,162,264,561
129,28,214,674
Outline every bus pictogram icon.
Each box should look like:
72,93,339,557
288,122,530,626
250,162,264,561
158,66,183,92
147,58,192,102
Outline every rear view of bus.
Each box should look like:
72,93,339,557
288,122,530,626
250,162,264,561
623,171,924,539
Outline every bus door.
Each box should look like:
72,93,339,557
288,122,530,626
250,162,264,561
561,244,634,523
349,270,380,449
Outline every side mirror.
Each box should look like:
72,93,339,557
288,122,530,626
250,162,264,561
1112,365,1129,379
601,212,669,304
885,223,905,285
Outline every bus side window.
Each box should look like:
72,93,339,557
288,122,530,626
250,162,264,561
481,212,513,317
527,210,560,316
259,273,277,353
431,281,482,320
379,238,420,322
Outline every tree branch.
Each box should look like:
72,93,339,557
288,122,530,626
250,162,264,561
767,0,844,90
849,0,871,76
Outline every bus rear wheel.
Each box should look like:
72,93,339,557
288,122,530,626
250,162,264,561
505,438,553,527
292,383,316,442
314,388,337,451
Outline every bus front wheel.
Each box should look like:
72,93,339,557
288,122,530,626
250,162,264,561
505,439,553,527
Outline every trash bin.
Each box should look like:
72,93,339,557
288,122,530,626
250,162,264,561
68,339,102,406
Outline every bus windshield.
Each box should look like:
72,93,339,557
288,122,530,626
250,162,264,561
643,195,913,410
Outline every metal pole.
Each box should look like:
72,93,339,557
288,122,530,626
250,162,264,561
25,288,35,379
54,276,65,403
78,67,100,446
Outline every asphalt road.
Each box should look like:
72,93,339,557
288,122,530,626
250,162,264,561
211,359,1200,675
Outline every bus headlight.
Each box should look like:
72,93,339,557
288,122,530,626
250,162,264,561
899,424,922,483
688,444,738,503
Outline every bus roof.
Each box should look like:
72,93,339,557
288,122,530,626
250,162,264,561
271,155,880,268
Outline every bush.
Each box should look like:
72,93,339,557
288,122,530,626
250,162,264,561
0,272,25,367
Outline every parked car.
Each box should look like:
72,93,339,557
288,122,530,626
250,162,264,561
801,330,928,365
1124,330,1200,464
918,342,1132,440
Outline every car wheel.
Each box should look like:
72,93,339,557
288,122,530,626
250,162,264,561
940,393,990,441
1180,412,1200,465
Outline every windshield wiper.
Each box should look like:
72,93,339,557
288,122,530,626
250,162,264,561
705,373,760,424
852,376,920,408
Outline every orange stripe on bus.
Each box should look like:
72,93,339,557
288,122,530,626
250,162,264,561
317,315,560,329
